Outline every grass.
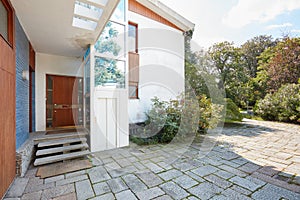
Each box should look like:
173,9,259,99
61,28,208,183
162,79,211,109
241,113,264,121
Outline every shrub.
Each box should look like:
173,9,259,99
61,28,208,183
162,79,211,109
224,98,243,122
130,95,224,145
198,95,224,130
255,83,300,123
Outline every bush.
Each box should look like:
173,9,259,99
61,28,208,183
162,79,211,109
130,95,223,145
198,95,224,130
255,83,300,123
224,98,243,122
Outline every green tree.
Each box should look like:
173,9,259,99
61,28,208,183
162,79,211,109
208,42,249,106
256,37,300,93
94,22,124,86
241,35,276,78
95,21,121,56
208,41,237,88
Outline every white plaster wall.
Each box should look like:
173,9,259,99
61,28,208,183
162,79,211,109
128,11,185,123
35,53,83,131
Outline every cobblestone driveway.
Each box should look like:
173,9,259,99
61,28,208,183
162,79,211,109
4,119,300,200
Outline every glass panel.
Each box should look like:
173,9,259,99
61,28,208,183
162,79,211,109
75,1,102,12
0,1,8,41
47,76,53,90
128,24,137,52
84,59,90,130
77,78,83,125
129,85,137,98
111,0,125,22
84,59,90,94
94,57,125,88
95,21,125,58
46,76,53,128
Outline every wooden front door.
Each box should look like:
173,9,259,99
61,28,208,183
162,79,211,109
46,75,82,128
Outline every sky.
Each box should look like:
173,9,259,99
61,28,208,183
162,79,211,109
160,0,300,50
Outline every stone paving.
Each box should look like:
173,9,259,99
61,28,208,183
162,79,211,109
4,119,300,200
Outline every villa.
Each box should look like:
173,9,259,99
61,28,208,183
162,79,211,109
0,0,194,198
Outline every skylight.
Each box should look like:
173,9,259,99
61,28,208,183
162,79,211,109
72,16,98,31
87,0,109,7
72,0,105,31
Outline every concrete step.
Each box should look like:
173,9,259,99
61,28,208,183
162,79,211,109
34,132,87,144
36,143,89,156
38,137,87,148
34,150,90,166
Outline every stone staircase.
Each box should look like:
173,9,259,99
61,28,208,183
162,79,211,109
33,132,90,166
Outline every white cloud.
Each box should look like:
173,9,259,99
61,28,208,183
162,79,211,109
266,23,293,30
291,29,300,33
223,0,300,28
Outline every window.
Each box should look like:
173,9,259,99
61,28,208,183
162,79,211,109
128,52,139,99
0,1,8,41
129,81,138,99
128,22,138,53
0,0,13,46
128,22,139,99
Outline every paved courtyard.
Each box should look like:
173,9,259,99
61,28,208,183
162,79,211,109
4,119,300,200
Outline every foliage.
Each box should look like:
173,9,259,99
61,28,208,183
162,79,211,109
130,95,224,145
256,37,300,93
95,21,121,56
208,42,250,107
241,35,276,78
255,83,300,123
224,98,243,122
185,32,300,124
94,58,125,87
185,50,219,98
198,95,224,130
208,41,242,88
94,22,125,87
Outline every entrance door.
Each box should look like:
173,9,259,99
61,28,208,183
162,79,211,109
46,75,83,128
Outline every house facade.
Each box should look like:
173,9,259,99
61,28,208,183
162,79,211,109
0,0,194,198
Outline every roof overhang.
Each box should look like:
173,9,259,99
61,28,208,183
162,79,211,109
137,0,195,32
11,0,119,57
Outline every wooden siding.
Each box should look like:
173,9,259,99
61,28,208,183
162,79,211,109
129,52,140,83
29,42,35,70
0,22,16,199
128,0,183,32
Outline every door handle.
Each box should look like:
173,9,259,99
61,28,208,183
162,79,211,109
54,110,57,113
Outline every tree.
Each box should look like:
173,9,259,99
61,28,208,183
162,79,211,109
208,42,249,106
184,30,212,97
208,42,241,87
256,37,300,93
241,35,276,78
94,22,124,87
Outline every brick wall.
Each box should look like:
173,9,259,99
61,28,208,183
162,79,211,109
15,16,29,149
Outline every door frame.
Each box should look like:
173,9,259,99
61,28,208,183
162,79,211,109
45,74,83,129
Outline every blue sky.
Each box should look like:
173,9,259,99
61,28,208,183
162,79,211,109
160,0,300,49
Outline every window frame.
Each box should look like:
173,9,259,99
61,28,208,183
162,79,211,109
0,0,14,47
128,21,138,53
129,81,139,99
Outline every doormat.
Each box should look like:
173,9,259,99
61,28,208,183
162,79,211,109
36,159,92,178
46,128,85,135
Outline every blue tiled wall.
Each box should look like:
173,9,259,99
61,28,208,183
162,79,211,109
15,16,29,149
